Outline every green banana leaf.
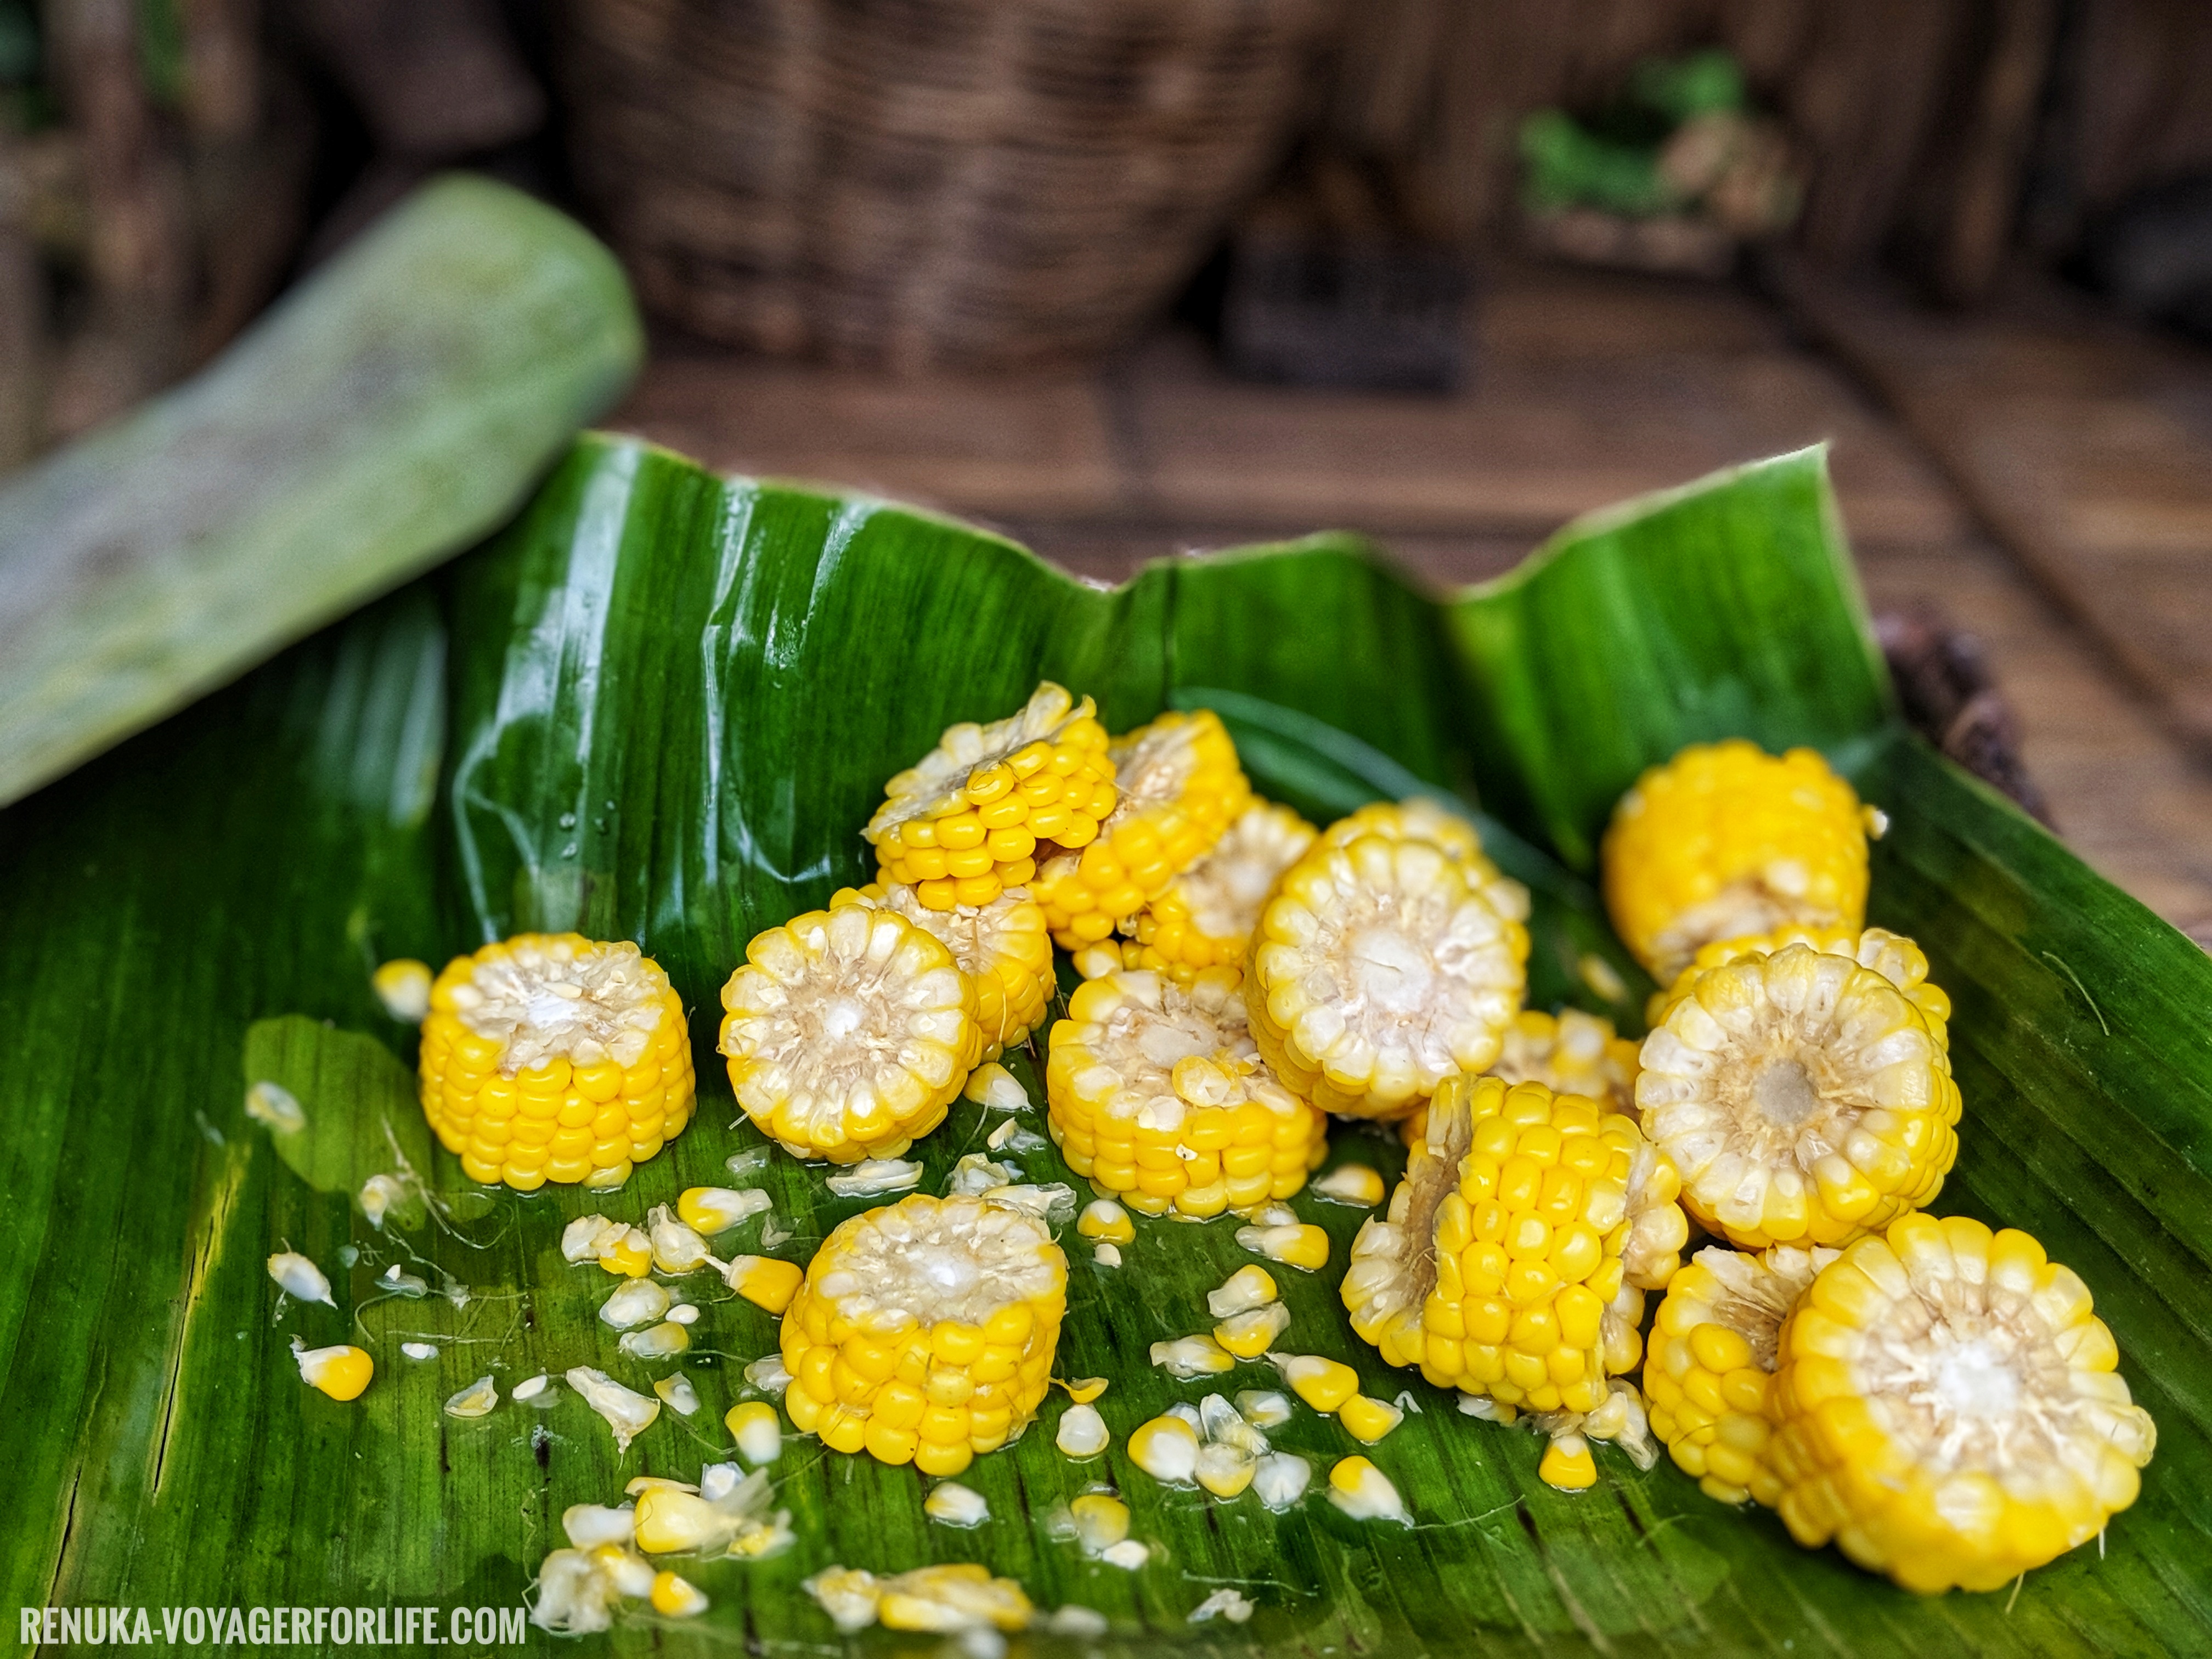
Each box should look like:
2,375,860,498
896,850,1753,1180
5,433,2207,1657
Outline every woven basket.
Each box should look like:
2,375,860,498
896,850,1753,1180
556,0,1344,370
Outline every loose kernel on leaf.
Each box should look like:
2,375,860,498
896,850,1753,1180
444,1375,499,1418
267,1251,335,1306
1068,1493,1132,1556
562,1504,635,1548
1195,1442,1257,1497
1252,1452,1311,1510
651,1571,708,1617
1214,1303,1291,1359
514,1372,552,1401
743,1353,793,1396
600,1278,670,1330
1188,1589,1255,1625
964,1063,1030,1111
679,1185,772,1236
1235,1222,1329,1271
826,1158,926,1198
1235,1390,1293,1429
291,1338,372,1401
1206,1265,1279,1319
1339,1395,1404,1444
1059,1376,1109,1403
359,1173,408,1228
1056,1403,1109,1458
654,1374,701,1416
666,1303,699,1325
1150,1335,1235,1379
725,1255,804,1313
619,1322,692,1360
725,1401,782,1465
567,1367,661,1453
372,958,433,1023
1127,1415,1200,1484
400,1342,438,1361
1093,1244,1123,1267
1327,1456,1408,1522
246,1080,305,1133
926,1482,990,1527
1313,1164,1385,1207
1271,1353,1360,1414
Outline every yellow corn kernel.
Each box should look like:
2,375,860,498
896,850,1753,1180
1215,1303,1291,1359
1235,1221,1330,1271
371,957,432,1023
1151,1334,1236,1378
1047,968,1327,1218
1195,1441,1258,1497
1327,1455,1408,1522
650,1571,708,1617
1342,1074,1686,1428
679,1184,771,1236
1637,941,1960,1250
1339,1395,1404,1444
1766,1216,2156,1594
725,1400,783,1465
1031,709,1251,949
1313,1164,1386,1206
1076,1199,1136,1244
874,1564,1033,1633
1602,740,1879,981
720,905,976,1164
291,1340,373,1401
1127,1414,1201,1483
1538,1434,1597,1491
832,882,1055,1064
866,683,1115,908
780,1193,1065,1476
1643,1243,1832,1509
1207,1263,1279,1318
1122,802,1316,981
726,1256,805,1314
1272,1353,1360,1414
420,933,694,1192
1069,1493,1131,1551
600,1227,653,1278
1246,825,1527,1120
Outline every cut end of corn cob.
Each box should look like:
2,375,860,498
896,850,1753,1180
1768,1214,2156,1594
372,957,432,1023
1342,1074,1686,1418
1317,798,1532,925
720,904,976,1164
867,681,1115,909
1653,924,1953,1056
1124,802,1317,980
1047,967,1328,1219
1646,1243,1836,1507
1401,1008,1640,1147
1602,741,1876,981
835,882,1055,1064
1247,831,1528,1120
780,1193,1067,1475
1637,941,1961,1250
1032,708,1251,948
291,1339,373,1401
420,934,694,1191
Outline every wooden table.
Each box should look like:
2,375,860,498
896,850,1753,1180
612,259,2212,939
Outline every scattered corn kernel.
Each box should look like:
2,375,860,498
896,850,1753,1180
443,1375,499,1418
878,1563,1035,1633
1047,1606,1110,1636
372,958,432,1022
1077,1200,1135,1244
965,1063,1030,1111
926,1482,990,1526
722,1399,782,1464
1252,1451,1311,1510
291,1339,372,1401
529,1548,633,1634
1235,1390,1293,1429
1327,1456,1408,1523
667,1303,699,1327
359,1172,407,1228
566,1366,661,1453
1234,1222,1329,1271
653,1374,700,1416
267,1250,335,1307
1187,1588,1255,1625
1151,1334,1236,1379
1207,1265,1279,1318
600,1278,670,1330
245,1079,304,1133
621,1322,692,1360
1539,1434,1598,1491
1271,1353,1359,1414
743,1353,792,1395
1069,1493,1131,1553
1313,1164,1386,1207
1057,1403,1109,1458
1214,1303,1291,1359
826,1158,925,1198
420,933,693,1191
1195,1442,1257,1497
1060,1376,1109,1403
1101,1540,1149,1570
650,1571,708,1618
1093,1243,1123,1267
1128,1415,1201,1483
1339,1395,1404,1444
562,1503,635,1548
725,1255,805,1314
680,1186,772,1235
644,1205,716,1274
401,1342,438,1361
633,1466,793,1559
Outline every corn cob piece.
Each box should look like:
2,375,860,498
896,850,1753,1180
1315,798,1532,930
1122,802,1316,981
1246,833,1528,1120
719,905,977,1164
832,882,1054,1065
1032,708,1252,949
1651,924,1951,1054
1767,1214,2156,1594
1046,967,1327,1220
1602,740,1884,982
1401,1006,1641,1146
779,1193,1068,1475
420,933,694,1192
1341,1075,1686,1419
867,682,1116,910
1637,941,1960,1250
1644,1243,1836,1506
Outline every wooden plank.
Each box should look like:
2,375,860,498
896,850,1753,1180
1773,253,2212,749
